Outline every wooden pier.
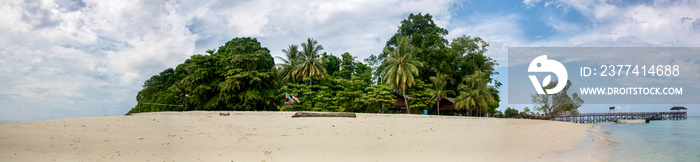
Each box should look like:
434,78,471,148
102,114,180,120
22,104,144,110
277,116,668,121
554,106,688,123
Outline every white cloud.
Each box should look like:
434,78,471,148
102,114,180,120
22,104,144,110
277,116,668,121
0,0,200,120
255,0,458,61
488,0,700,68
523,0,543,8
0,0,461,120
536,0,700,47
3,0,698,120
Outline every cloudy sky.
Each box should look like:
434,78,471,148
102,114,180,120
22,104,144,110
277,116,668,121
1,0,699,121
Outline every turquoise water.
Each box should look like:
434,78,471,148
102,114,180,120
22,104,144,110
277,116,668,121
602,116,700,161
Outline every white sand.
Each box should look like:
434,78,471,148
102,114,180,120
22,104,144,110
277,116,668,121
0,111,597,161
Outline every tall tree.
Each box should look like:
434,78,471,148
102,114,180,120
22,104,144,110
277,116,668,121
354,62,373,84
295,38,327,86
449,35,501,115
322,52,341,76
382,13,449,83
504,107,519,118
448,35,493,90
428,73,454,115
531,80,583,119
218,37,276,110
180,54,222,110
130,37,278,113
276,45,300,83
339,52,356,79
381,36,423,114
454,71,496,116
383,13,448,56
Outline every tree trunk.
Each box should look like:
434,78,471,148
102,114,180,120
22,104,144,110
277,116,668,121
310,61,314,87
403,89,410,114
436,97,440,115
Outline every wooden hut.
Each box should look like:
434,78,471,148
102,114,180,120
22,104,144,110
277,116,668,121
391,92,412,113
436,97,456,115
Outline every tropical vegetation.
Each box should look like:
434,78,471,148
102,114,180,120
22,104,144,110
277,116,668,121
454,71,496,116
381,36,423,113
531,80,583,119
428,73,455,115
128,13,502,117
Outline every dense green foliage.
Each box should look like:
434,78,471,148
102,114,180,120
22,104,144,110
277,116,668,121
371,13,501,115
130,13,501,117
493,110,504,118
428,73,455,115
131,37,278,113
322,53,341,77
454,71,496,116
504,107,519,118
338,52,355,79
296,38,328,86
360,84,396,113
381,13,449,82
381,36,423,113
406,80,435,113
276,45,300,83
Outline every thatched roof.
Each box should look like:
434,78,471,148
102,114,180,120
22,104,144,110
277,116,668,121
670,106,687,110
445,97,455,103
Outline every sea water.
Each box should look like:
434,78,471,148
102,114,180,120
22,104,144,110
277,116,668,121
0,120,21,124
601,116,700,161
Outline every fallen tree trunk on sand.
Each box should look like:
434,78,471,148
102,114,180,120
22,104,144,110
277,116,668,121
292,112,356,118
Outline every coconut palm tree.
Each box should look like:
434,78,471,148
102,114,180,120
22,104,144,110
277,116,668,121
381,36,423,114
295,38,327,86
275,45,300,83
454,70,495,116
428,73,455,115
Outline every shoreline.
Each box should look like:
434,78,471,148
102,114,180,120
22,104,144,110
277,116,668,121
541,123,613,161
1,111,597,161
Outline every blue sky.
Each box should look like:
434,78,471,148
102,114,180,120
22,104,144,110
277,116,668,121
1,0,699,121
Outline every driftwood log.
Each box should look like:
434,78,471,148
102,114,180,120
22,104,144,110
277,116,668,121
219,113,230,116
292,112,356,118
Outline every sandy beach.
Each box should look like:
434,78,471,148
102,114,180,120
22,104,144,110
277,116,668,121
0,111,604,161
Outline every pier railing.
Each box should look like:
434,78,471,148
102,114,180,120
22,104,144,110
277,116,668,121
554,111,687,123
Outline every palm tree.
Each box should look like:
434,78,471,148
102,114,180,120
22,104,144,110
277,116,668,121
454,70,496,116
381,36,423,114
428,73,455,115
295,38,327,86
275,45,300,83
170,79,192,111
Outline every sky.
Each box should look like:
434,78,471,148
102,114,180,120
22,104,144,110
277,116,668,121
1,0,699,121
